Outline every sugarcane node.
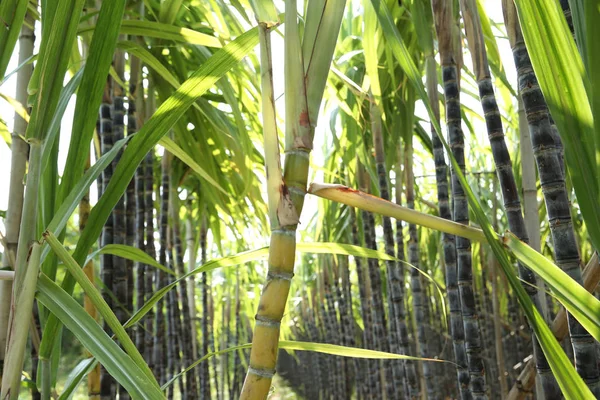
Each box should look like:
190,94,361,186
267,270,294,281
248,366,275,379
255,314,281,328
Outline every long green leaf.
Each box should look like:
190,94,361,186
296,242,396,260
584,0,600,195
87,244,175,276
36,275,164,400
159,136,227,195
116,41,180,88
79,20,222,47
42,67,84,172
25,0,84,142
279,341,446,361
44,231,160,389
162,340,447,390
57,358,97,400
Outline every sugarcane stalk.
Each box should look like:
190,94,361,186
423,27,470,394
172,196,199,399
98,80,116,400
199,213,211,399
0,141,43,399
433,2,485,397
111,45,130,399
0,22,33,375
349,206,376,399
124,81,136,345
406,134,435,400
490,254,507,397
357,163,389,398
241,17,295,397
336,255,356,397
155,153,169,388
241,0,345,396
112,44,128,334
134,143,146,359
166,177,185,398
394,149,419,400
1,241,42,399
185,213,198,360
370,99,407,398
143,140,156,377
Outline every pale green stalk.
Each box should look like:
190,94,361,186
0,21,34,373
1,242,41,399
240,7,292,398
0,142,43,398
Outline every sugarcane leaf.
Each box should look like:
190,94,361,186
278,341,446,362
303,0,347,122
116,41,180,89
296,242,396,261
79,20,222,48
504,233,600,342
584,1,600,196
36,275,164,400
44,231,160,388
87,244,175,276
159,136,227,195
42,67,84,173
123,246,269,329
108,65,126,92
57,358,97,400
58,0,126,203
158,0,183,25
512,0,600,253
0,0,29,79
0,53,37,86
25,0,85,142
161,340,448,390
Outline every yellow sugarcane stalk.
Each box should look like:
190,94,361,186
241,0,346,398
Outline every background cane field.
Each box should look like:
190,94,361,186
0,0,600,398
